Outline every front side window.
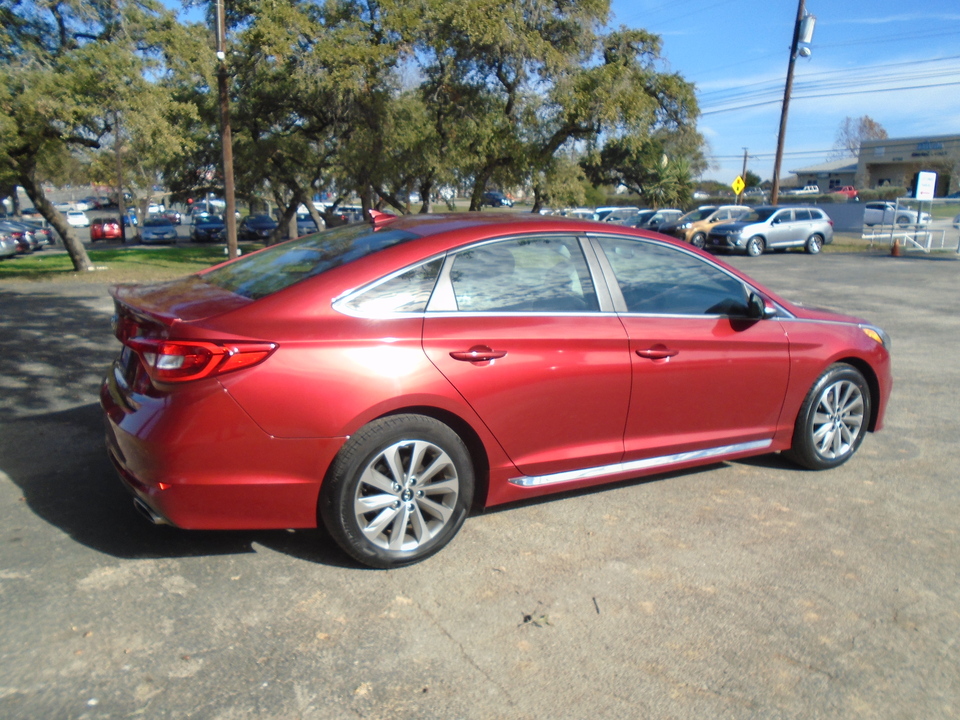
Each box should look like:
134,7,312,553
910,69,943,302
596,236,750,316
448,236,598,313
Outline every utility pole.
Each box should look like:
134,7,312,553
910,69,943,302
738,148,749,204
216,0,238,258
770,0,815,206
115,110,126,244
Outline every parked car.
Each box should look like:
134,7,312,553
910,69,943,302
324,206,365,228
831,186,858,199
623,208,683,230
862,202,930,228
743,187,767,201
561,207,599,221
90,217,122,242
481,191,513,208
295,213,320,237
139,216,178,244
596,206,640,222
0,220,40,251
239,214,279,240
100,213,891,568
156,210,181,225
190,213,226,243
0,232,18,259
20,220,56,247
707,205,834,256
659,205,752,249
65,210,90,228
783,184,821,196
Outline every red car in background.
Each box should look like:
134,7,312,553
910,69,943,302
832,186,859,199
90,217,122,242
101,213,892,568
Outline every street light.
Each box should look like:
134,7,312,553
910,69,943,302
770,1,816,205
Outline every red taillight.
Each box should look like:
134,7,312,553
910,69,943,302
126,338,277,382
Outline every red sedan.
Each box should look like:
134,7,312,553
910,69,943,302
101,213,892,568
90,217,121,242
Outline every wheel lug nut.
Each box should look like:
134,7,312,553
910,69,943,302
417,490,424,498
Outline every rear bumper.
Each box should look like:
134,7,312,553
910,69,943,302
100,366,346,530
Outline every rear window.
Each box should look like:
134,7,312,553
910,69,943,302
200,223,419,300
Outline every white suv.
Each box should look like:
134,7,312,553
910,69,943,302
863,202,930,227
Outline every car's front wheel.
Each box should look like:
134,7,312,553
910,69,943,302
786,363,871,470
320,414,474,568
746,235,765,257
805,233,824,254
896,215,911,227
690,232,706,249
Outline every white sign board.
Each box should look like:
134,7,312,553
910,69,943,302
916,171,937,200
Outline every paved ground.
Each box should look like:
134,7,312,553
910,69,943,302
1,251,958,719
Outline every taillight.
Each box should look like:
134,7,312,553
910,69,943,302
126,338,277,382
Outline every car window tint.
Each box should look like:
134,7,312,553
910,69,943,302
795,209,812,221
340,259,442,315
201,225,419,300
596,236,749,316
449,236,598,313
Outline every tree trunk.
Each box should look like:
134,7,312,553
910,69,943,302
19,171,94,272
418,179,433,214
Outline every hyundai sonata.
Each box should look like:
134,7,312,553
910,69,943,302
101,212,891,568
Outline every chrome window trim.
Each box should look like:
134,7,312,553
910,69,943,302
584,232,770,318
333,255,446,318
509,439,773,488
427,233,610,314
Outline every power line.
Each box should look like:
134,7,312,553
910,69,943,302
701,80,960,115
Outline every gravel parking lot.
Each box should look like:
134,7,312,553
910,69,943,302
0,251,958,719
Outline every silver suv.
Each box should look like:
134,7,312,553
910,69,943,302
706,205,834,257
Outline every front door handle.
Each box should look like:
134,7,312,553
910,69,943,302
636,345,679,360
450,345,508,362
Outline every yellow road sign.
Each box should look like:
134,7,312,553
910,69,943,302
732,176,745,195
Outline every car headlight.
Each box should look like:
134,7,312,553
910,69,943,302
860,324,891,348
679,223,692,229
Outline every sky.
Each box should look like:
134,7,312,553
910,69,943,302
608,0,960,185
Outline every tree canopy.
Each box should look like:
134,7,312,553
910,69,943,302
1,0,705,266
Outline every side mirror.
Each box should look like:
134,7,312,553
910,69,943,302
747,292,777,320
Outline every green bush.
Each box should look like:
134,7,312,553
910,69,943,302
858,187,907,202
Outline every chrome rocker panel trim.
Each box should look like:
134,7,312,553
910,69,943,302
508,439,773,488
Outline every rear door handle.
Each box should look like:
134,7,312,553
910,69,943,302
450,345,507,362
636,345,679,360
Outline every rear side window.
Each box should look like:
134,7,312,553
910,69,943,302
795,209,812,221
201,225,419,300
339,259,442,315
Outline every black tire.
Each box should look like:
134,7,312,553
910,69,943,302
805,233,824,254
319,414,474,568
896,215,911,227
691,232,706,249
785,363,871,471
746,235,765,257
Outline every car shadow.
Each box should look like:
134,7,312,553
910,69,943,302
0,286,358,568
1,402,357,567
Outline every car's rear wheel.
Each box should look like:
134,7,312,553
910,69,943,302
805,233,824,254
785,363,871,470
320,414,474,568
690,232,706,249
746,235,765,257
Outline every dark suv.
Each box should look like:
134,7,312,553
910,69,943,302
481,191,513,208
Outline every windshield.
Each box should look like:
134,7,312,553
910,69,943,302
144,218,173,227
196,214,224,223
201,223,420,300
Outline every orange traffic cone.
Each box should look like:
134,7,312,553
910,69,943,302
891,238,901,257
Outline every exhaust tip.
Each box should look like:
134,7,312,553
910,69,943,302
133,497,169,526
